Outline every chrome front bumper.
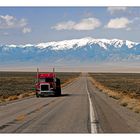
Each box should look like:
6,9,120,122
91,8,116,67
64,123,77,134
38,90,55,95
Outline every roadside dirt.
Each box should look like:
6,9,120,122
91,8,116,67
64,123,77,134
89,76,140,113
0,76,79,104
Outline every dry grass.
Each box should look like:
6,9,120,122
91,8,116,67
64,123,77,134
89,77,122,100
89,73,140,113
0,72,80,103
4,92,34,102
6,95,19,101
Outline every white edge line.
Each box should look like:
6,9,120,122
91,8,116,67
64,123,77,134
86,80,98,133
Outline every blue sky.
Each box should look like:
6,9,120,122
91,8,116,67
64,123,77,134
0,7,140,44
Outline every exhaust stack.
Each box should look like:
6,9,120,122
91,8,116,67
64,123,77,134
37,68,39,83
53,67,55,74
53,67,56,78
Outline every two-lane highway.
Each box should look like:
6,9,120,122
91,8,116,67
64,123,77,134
0,73,140,133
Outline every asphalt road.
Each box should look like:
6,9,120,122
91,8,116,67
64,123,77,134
0,73,140,133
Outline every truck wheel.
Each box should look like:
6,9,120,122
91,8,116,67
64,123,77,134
36,93,40,98
56,87,61,96
55,78,61,96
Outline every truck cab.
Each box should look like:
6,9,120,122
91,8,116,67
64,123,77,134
35,73,61,97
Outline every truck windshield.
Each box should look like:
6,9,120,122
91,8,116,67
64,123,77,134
39,78,45,82
39,78,53,82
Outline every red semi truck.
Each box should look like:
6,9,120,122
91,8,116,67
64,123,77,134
35,70,61,97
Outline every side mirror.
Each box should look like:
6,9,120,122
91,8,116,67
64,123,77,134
32,87,35,91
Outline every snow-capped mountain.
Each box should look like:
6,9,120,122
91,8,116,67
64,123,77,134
36,37,138,50
0,37,140,66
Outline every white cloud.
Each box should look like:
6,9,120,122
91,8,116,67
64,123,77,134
52,21,75,30
22,27,31,34
52,18,101,31
107,7,127,14
0,15,31,34
106,17,131,29
0,15,27,29
74,18,101,30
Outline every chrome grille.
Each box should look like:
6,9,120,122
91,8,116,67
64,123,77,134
41,84,49,91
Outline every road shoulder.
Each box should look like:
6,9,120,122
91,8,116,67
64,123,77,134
88,77,140,133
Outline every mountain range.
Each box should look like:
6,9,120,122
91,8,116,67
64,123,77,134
0,37,140,71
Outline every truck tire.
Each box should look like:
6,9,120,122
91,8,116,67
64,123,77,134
56,87,61,96
36,93,40,97
55,78,61,96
